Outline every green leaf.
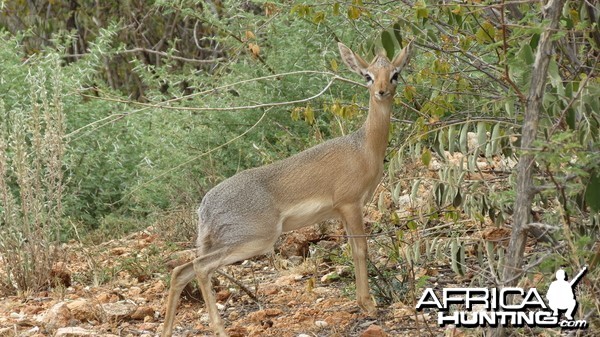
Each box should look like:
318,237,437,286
411,179,421,201
549,58,565,97
459,36,472,51
396,229,404,241
476,21,496,43
347,6,361,20
303,106,315,125
453,189,463,207
519,44,535,64
414,240,421,264
378,191,386,212
504,98,516,116
421,148,432,166
437,131,446,159
585,171,600,212
529,33,540,49
407,220,418,230
451,5,463,16
330,58,338,72
404,85,416,101
435,183,445,207
393,182,402,204
566,108,576,129
415,0,429,20
393,22,403,45
381,30,395,60
291,107,301,121
448,125,455,153
451,239,462,276
508,43,534,91
291,4,312,17
426,28,439,43
332,3,340,16
477,122,487,152
490,123,501,155
313,11,325,24
459,122,469,153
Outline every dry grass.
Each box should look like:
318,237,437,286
0,56,67,295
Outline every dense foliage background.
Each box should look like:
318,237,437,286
0,0,599,335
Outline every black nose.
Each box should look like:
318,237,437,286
378,90,385,95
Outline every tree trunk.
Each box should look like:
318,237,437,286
492,0,566,336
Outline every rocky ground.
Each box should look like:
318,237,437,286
0,220,469,337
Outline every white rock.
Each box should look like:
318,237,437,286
315,320,328,328
101,301,136,320
40,302,72,329
26,326,40,335
55,327,97,336
288,256,303,266
67,299,101,322
320,271,340,284
396,194,411,207
128,286,142,296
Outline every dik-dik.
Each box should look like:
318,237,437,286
162,41,413,336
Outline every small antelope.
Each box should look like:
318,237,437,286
162,41,413,336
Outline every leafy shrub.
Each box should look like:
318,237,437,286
0,52,67,294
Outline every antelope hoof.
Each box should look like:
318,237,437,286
214,327,228,337
359,299,377,315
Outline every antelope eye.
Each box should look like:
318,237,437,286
364,74,373,83
391,72,399,83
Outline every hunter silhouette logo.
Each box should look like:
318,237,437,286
546,267,587,321
416,266,589,329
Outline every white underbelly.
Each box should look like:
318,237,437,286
280,199,339,232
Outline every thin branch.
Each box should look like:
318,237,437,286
500,0,526,104
66,47,227,64
417,41,509,92
65,105,150,141
116,109,269,204
549,54,599,135
216,270,260,304
68,71,362,139
545,165,571,228
89,76,341,112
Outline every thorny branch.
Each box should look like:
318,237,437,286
68,70,363,139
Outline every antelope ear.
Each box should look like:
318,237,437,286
392,40,414,71
338,42,369,75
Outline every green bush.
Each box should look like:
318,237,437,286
0,50,67,293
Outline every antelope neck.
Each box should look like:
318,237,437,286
363,96,392,158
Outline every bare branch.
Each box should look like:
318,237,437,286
65,47,227,64
67,71,361,139
495,1,567,336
